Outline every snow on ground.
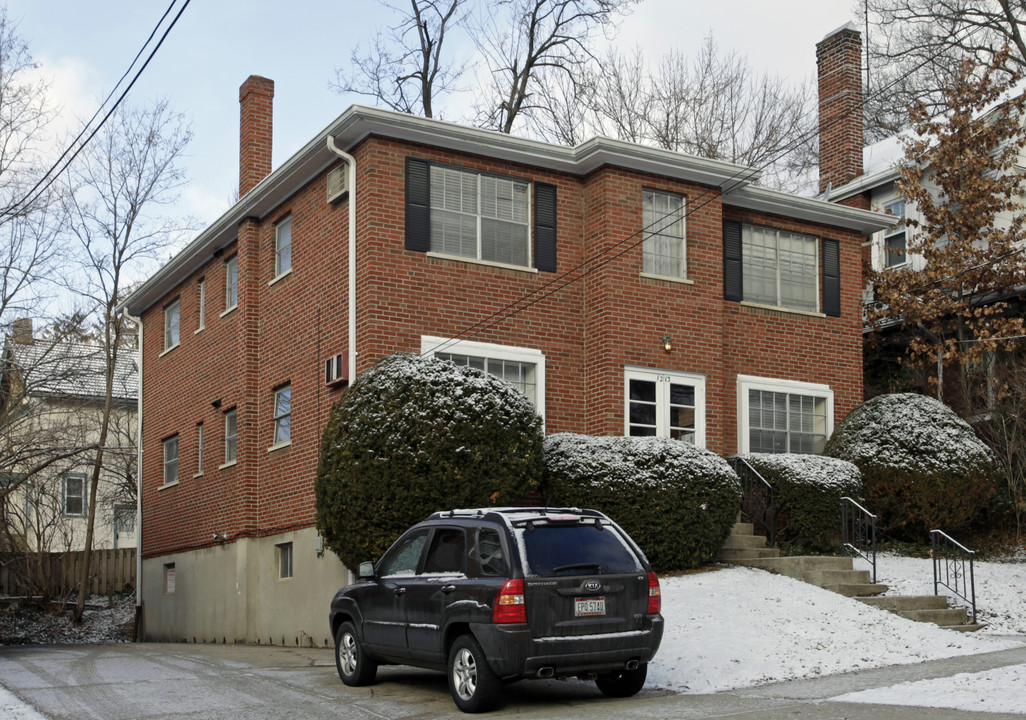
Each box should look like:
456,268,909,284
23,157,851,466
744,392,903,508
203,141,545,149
0,686,47,720
647,565,1020,695
0,594,135,646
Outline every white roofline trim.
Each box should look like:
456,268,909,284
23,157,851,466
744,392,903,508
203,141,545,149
727,185,898,234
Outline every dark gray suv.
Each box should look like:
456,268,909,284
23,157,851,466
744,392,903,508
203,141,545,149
328,507,663,712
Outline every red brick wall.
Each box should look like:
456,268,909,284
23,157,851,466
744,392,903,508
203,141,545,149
817,27,863,195
139,135,866,558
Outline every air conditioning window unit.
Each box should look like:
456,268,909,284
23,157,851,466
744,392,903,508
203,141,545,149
325,353,348,386
326,165,349,204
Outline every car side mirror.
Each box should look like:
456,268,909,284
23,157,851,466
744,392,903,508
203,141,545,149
358,561,375,580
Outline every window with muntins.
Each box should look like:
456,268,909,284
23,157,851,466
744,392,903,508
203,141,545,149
163,435,179,485
197,279,205,331
624,368,706,446
742,225,819,312
737,376,833,455
273,385,291,445
164,300,180,350
883,199,907,267
642,190,686,278
429,165,531,267
225,256,238,310
275,216,292,276
224,409,237,463
63,474,86,516
437,353,537,406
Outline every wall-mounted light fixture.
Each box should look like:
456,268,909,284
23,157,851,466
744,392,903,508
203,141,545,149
663,335,673,352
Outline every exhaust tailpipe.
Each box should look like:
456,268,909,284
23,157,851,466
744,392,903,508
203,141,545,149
625,659,639,671
537,667,555,678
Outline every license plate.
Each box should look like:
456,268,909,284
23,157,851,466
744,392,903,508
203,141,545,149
574,596,606,617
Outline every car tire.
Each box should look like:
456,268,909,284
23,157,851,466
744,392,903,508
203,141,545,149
335,621,377,686
448,634,501,713
595,664,647,698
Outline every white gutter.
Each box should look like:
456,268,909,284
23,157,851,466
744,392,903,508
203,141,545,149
326,136,357,381
122,308,144,632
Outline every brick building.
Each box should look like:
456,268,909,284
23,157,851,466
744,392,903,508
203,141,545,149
121,72,893,644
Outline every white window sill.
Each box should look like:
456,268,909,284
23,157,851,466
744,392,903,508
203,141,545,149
159,343,180,358
740,301,826,319
640,272,693,285
194,326,205,335
425,252,538,274
159,480,180,491
220,305,238,319
219,460,237,471
192,472,204,479
267,440,292,453
269,268,292,286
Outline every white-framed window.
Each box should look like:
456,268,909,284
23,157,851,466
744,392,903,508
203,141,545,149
225,256,238,310
624,367,706,447
275,215,292,277
196,422,204,475
113,505,136,549
273,384,291,445
196,279,206,332
277,541,294,580
163,435,179,485
224,409,237,464
882,199,907,268
164,299,180,351
62,473,87,517
429,165,531,267
642,189,686,278
737,375,833,455
421,335,545,418
742,224,819,313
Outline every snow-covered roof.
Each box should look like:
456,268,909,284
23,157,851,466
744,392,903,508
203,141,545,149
4,339,137,402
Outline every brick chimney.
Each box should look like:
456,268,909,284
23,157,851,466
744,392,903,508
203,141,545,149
239,75,274,197
817,24,863,195
12,317,33,345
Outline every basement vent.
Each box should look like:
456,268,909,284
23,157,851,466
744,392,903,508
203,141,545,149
324,353,348,386
326,165,349,204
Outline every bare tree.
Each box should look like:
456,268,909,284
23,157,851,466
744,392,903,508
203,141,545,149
332,0,466,118
862,0,1026,139
62,100,193,621
471,0,638,134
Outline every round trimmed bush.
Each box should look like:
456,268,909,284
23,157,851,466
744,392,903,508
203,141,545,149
823,393,999,539
541,433,741,572
733,453,862,552
315,353,544,569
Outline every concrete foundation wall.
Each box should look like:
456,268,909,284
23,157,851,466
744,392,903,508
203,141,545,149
142,528,349,646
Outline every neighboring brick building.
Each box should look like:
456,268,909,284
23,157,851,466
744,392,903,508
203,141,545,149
121,73,893,645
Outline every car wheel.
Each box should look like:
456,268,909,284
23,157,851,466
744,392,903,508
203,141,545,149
448,634,501,713
595,664,647,698
335,621,377,686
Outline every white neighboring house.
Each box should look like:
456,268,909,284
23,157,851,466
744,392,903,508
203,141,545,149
1,319,138,552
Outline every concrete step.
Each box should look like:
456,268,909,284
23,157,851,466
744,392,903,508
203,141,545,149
721,533,768,549
803,569,871,587
718,547,780,562
940,623,987,633
821,582,889,597
858,595,949,612
898,607,971,626
732,521,755,535
736,555,854,579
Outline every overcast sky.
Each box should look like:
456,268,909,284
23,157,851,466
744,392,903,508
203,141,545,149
6,0,859,231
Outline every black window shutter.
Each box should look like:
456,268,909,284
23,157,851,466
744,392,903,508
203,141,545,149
405,158,430,252
723,220,743,302
534,182,557,272
822,237,841,317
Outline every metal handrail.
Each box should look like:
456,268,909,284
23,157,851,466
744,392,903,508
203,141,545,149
840,497,877,584
930,529,977,624
729,457,775,546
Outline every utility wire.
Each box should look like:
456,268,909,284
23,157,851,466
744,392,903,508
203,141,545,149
4,0,191,218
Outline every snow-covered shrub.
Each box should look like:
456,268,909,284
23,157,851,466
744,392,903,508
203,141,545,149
734,454,862,552
542,434,741,571
824,393,999,539
315,353,544,569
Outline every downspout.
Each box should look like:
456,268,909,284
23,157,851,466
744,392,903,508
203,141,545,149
326,136,357,381
122,308,144,638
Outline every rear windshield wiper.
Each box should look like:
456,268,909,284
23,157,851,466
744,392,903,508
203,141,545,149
551,563,603,574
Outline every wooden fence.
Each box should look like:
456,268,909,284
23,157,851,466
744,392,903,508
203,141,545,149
0,548,135,598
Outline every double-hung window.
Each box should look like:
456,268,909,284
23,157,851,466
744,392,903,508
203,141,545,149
225,256,239,311
63,473,86,516
224,409,237,464
196,279,206,332
275,216,292,277
625,367,706,447
742,225,819,313
429,165,531,267
882,200,907,268
196,422,204,475
163,435,179,485
642,190,686,278
272,384,291,446
737,375,833,454
164,300,180,351
277,542,293,579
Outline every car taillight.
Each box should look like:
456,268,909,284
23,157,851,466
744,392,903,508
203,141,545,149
646,572,661,615
492,578,526,623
